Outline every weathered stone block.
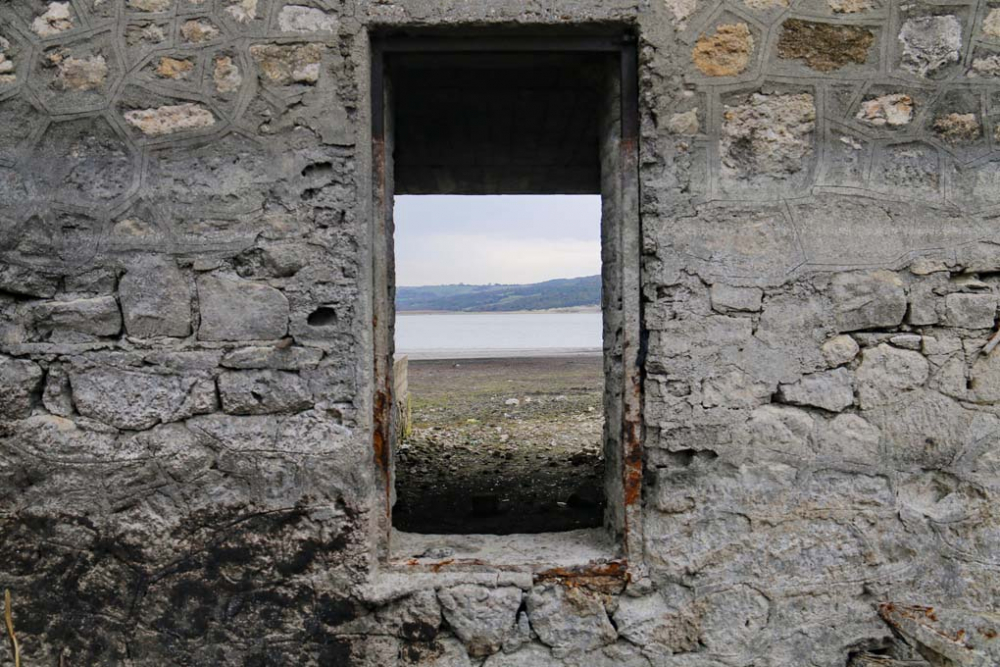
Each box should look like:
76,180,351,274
218,370,312,415
933,113,981,143
221,346,323,370
889,334,922,350
971,350,1000,403
778,368,854,412
721,93,815,181
180,19,219,43
32,296,122,337
666,109,699,135
50,52,108,91
693,23,754,77
856,94,913,127
0,357,43,419
42,363,73,417
70,367,216,429
155,56,194,80
124,103,215,136
829,270,906,332
867,390,996,467
525,586,616,657
899,15,962,78
0,265,59,298
815,413,881,464
119,258,192,338
197,274,289,341
856,343,930,408
821,335,860,367
943,293,998,329
278,5,338,33
740,404,815,459
611,592,701,652
482,644,553,666
908,279,945,326
777,20,875,72
710,284,763,313
64,268,116,295
438,585,522,657
32,2,75,37
213,55,241,93
702,369,773,409
250,43,323,86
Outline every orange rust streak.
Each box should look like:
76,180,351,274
536,561,628,580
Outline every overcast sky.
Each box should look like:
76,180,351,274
394,195,602,287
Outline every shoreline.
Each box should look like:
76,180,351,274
396,347,602,361
397,305,601,316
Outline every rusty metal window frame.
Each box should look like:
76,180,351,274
370,31,643,574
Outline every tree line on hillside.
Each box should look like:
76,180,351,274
396,275,601,312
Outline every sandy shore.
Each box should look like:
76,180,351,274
398,305,601,316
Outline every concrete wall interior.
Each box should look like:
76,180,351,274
0,0,999,664
390,52,605,194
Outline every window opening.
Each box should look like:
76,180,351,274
392,195,605,535
371,35,642,565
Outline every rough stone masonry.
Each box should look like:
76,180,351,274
1,0,1000,665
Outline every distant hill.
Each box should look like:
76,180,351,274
397,275,601,312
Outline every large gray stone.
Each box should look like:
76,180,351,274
0,265,59,298
740,404,815,460
0,357,43,419
865,390,996,467
482,644,554,667
525,585,616,657
221,346,323,370
32,296,122,337
777,368,854,412
856,344,930,409
217,370,313,415
943,293,998,329
438,585,522,657
701,369,773,409
70,367,216,430
815,413,881,464
186,411,352,456
119,258,192,338
710,284,763,313
829,271,906,333
971,350,1000,403
611,592,701,652
197,274,288,341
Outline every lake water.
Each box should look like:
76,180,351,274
396,312,602,359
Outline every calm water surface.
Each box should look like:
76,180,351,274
396,312,602,359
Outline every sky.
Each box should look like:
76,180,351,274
393,195,602,287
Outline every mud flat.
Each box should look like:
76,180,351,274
393,355,605,535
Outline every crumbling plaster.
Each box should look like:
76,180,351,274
1,0,1000,664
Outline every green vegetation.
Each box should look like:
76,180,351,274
396,275,600,312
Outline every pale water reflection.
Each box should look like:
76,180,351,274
395,312,602,359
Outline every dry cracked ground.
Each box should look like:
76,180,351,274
393,356,605,535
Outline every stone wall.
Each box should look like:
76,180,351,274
1,0,1000,665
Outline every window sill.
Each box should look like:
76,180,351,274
389,527,621,573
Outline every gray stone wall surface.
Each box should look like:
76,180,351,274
1,0,1000,664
